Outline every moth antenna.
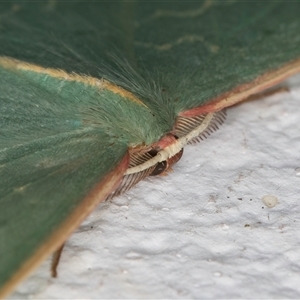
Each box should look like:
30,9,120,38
106,151,156,200
174,110,227,144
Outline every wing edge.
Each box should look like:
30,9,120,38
0,153,130,298
180,57,300,116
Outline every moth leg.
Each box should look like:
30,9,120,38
51,243,65,278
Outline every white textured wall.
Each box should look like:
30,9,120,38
10,73,300,299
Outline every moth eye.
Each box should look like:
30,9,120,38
147,149,159,157
150,146,183,176
149,161,167,176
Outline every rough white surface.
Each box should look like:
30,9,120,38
10,74,300,299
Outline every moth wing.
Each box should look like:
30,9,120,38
0,66,129,297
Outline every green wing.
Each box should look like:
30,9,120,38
1,1,300,115
0,65,132,296
1,1,300,297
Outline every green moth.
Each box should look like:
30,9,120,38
1,1,300,298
